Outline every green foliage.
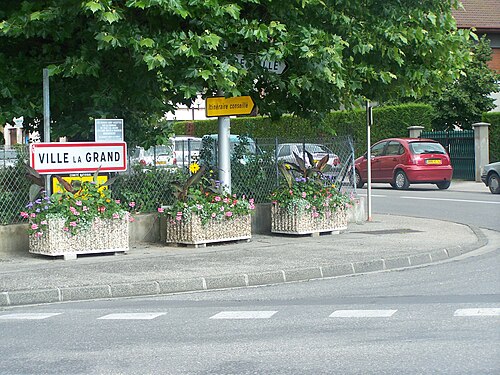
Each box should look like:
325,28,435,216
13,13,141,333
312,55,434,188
423,36,500,130
1,0,472,144
158,167,255,225
482,112,500,162
183,103,435,156
20,178,133,237
112,168,183,212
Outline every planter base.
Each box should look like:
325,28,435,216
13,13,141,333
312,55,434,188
165,214,252,247
29,217,129,260
271,204,348,236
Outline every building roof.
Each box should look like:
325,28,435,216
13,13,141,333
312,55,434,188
452,0,500,30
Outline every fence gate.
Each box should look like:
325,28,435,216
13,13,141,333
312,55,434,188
420,130,475,180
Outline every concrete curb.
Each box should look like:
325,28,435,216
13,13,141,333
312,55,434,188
0,225,489,308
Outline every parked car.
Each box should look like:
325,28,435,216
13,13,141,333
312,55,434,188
0,148,19,168
276,143,341,173
481,161,500,194
171,136,202,167
200,134,259,165
354,138,453,190
129,145,176,168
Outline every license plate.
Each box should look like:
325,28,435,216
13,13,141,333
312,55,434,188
157,161,167,165
426,159,442,165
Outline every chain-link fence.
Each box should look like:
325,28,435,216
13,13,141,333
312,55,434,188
0,135,355,225
0,145,31,225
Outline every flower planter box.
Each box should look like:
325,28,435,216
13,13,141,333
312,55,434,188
29,216,129,260
271,204,347,235
165,214,251,247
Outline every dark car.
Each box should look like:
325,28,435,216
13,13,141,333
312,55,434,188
481,161,500,194
354,138,453,190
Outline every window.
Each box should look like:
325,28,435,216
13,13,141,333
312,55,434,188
371,142,386,157
385,141,404,156
278,145,291,158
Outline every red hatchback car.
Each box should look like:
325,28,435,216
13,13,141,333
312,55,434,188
354,138,453,190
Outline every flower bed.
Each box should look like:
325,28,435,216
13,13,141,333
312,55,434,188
271,203,347,235
165,213,251,246
29,215,129,259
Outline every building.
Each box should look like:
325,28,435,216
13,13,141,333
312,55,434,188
452,0,500,111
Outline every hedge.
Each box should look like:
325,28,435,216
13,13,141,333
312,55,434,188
173,103,435,156
481,112,500,162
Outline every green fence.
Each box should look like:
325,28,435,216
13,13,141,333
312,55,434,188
420,130,475,180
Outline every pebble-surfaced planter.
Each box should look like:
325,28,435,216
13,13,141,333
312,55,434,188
271,204,348,235
29,216,129,260
165,214,252,247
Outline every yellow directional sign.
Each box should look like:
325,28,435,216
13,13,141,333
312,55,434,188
206,96,255,117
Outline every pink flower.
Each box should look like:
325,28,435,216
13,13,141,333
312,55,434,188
301,192,307,198
30,213,36,218
312,212,319,218
70,221,77,227
225,211,233,217
220,206,225,211
115,199,121,204
214,196,221,202
129,216,135,222
196,204,203,210
112,213,120,219
211,212,216,218
98,206,106,213
83,206,88,212
129,202,136,208
289,190,293,195
249,198,254,204
34,232,43,238
20,211,29,219
157,207,164,213
31,224,38,230
175,215,182,221
249,204,255,210
223,197,230,203
63,227,69,232
40,220,47,225
75,200,82,206
176,211,183,217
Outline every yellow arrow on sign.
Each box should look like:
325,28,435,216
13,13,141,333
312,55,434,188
206,96,255,117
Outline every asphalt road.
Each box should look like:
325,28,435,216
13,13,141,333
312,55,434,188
0,185,498,374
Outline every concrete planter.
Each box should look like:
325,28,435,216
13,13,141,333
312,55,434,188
271,204,348,235
29,216,129,260
165,214,251,247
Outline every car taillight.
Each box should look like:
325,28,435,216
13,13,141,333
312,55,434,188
140,159,146,165
173,158,177,165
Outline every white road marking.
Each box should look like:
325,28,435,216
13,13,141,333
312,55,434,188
0,313,62,320
329,309,397,318
210,311,278,319
97,313,166,320
401,196,500,204
356,194,387,198
454,308,500,317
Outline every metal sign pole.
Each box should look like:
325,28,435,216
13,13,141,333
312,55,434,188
366,100,372,222
218,115,231,194
43,68,51,196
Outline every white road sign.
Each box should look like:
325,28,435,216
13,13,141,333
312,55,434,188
30,142,127,174
235,54,288,75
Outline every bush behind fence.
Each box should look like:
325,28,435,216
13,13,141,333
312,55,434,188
1,136,355,225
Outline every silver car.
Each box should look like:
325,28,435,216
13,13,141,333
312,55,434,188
481,161,500,194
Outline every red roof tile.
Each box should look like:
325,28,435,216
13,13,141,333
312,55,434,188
452,0,500,30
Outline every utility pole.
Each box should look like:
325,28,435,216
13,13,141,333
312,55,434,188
43,68,51,196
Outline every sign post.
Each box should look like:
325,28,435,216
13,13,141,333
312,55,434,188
366,101,373,222
205,95,255,193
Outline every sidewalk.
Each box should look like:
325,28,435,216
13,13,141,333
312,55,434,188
0,213,493,308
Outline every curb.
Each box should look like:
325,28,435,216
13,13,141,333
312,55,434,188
0,226,489,308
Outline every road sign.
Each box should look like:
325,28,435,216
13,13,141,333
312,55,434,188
30,142,127,174
235,54,288,75
206,96,255,117
95,119,123,142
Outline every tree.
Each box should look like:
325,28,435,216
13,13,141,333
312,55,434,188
0,0,472,144
424,36,500,130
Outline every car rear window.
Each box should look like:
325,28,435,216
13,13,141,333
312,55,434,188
409,142,447,155
175,140,201,151
298,144,329,154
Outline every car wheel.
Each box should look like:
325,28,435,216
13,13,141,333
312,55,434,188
488,173,500,194
436,181,451,190
354,169,364,188
393,170,410,190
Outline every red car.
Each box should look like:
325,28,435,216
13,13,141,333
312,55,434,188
354,138,453,190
